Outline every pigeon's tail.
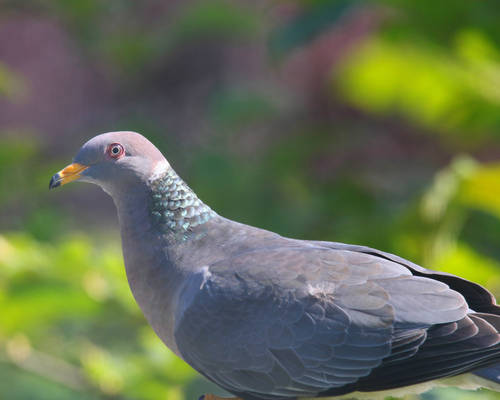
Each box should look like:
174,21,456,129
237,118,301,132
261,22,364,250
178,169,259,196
472,313,500,386
474,364,500,384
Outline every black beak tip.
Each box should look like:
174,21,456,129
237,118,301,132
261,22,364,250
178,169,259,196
49,174,61,190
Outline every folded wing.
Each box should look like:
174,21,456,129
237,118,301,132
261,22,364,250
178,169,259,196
175,245,500,400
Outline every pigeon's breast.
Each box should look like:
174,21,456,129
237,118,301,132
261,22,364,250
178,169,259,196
120,225,185,356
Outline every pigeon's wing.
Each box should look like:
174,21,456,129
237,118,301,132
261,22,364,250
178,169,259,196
335,312,500,394
174,246,499,400
311,241,500,314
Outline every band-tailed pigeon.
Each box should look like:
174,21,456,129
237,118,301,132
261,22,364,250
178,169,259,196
50,131,500,400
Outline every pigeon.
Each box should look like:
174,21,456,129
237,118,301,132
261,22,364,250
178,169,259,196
50,131,500,400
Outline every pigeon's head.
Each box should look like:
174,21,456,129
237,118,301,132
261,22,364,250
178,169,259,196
49,131,169,195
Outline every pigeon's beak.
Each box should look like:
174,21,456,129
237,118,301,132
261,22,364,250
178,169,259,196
49,163,89,189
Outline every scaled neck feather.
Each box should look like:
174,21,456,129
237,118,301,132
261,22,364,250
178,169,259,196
148,168,216,236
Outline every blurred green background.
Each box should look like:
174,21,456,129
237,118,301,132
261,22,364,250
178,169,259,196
2,0,500,399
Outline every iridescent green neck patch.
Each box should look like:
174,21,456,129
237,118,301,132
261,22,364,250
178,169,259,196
149,169,215,234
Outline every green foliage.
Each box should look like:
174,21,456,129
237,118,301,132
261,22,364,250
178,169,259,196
269,0,353,57
0,234,216,399
0,63,26,101
335,37,500,140
3,0,500,399
170,1,260,40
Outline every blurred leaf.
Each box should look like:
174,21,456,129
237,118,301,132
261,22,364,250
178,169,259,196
0,62,26,101
210,89,278,128
100,32,156,76
172,0,260,41
0,233,208,399
434,242,500,297
269,0,354,58
461,162,500,219
460,209,500,261
81,343,124,395
335,39,500,142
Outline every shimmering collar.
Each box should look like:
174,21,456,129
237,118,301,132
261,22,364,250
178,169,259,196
148,169,216,234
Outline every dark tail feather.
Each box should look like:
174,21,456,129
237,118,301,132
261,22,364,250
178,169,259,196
475,313,500,331
472,314,500,384
474,364,500,383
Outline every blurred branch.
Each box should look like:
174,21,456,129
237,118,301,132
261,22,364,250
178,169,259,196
2,334,89,392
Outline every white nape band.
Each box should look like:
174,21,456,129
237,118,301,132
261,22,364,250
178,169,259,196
150,160,170,181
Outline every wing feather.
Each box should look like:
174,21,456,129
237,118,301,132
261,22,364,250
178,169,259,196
174,244,499,399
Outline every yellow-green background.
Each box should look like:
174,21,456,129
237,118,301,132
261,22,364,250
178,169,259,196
2,1,500,399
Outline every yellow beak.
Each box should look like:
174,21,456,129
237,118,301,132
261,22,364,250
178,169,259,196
49,163,89,189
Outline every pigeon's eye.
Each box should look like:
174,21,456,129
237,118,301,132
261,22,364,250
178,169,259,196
107,143,124,159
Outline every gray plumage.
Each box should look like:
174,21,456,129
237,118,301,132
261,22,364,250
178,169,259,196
50,131,500,400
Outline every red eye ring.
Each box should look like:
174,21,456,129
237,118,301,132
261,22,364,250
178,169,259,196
107,143,124,159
